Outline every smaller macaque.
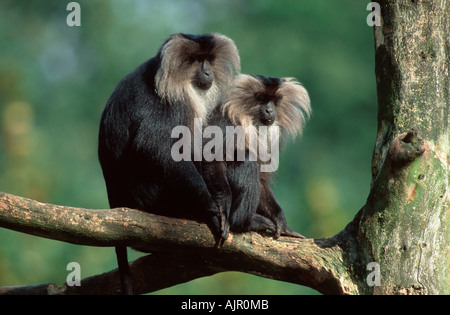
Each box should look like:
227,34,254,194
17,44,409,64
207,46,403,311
203,74,311,243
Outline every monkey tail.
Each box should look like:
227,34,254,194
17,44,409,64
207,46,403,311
115,246,133,295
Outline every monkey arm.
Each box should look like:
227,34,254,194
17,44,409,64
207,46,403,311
110,110,228,241
169,159,230,244
202,160,231,242
257,183,304,239
133,149,226,241
225,159,264,232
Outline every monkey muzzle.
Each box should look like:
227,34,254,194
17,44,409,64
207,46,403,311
194,61,215,90
259,101,276,125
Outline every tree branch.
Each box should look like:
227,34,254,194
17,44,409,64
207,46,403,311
1,0,448,295
0,191,356,295
0,124,440,295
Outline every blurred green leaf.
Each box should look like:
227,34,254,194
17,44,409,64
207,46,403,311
0,0,376,295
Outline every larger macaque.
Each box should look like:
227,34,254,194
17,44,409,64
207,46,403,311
98,33,240,294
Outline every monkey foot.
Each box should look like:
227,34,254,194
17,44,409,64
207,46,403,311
213,211,230,248
274,223,305,239
280,229,305,239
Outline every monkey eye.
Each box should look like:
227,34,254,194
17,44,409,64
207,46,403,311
273,96,282,105
191,54,214,63
190,55,203,63
254,92,270,104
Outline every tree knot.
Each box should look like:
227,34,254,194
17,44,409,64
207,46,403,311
388,128,426,168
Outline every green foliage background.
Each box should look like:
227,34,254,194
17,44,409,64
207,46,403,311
0,0,376,294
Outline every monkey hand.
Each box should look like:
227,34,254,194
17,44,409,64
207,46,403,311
280,227,305,239
274,221,305,239
212,204,230,248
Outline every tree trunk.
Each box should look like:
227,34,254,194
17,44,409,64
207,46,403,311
360,0,449,294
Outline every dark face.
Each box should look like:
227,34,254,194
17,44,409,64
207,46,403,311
259,101,277,125
193,59,215,90
182,33,216,91
254,76,283,126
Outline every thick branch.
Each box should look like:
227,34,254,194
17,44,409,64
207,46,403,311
0,252,217,295
0,128,439,295
0,192,356,295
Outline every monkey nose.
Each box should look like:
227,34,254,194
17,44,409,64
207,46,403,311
201,62,212,76
203,69,212,77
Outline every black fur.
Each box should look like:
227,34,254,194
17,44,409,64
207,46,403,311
99,57,219,221
202,107,278,237
98,33,239,294
202,76,305,239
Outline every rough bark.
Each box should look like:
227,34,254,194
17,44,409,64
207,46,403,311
365,0,449,294
0,191,354,295
0,0,448,295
